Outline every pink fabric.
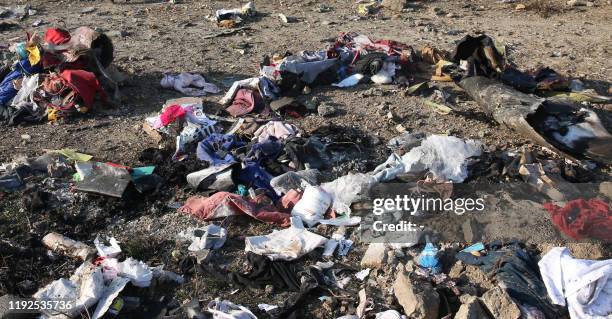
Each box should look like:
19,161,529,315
180,192,291,226
159,104,187,126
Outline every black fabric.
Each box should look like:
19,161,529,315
229,252,302,291
352,52,387,76
456,241,566,318
311,64,339,86
281,137,328,170
278,71,306,97
500,68,537,93
452,34,503,78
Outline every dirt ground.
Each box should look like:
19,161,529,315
1,0,611,318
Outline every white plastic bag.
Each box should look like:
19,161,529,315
245,217,328,261
291,185,331,227
401,135,481,182
321,173,375,215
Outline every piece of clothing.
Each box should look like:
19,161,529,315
226,88,268,117
352,52,387,76
160,73,220,96
159,104,187,126
252,121,298,143
228,252,302,291
0,59,41,106
244,217,327,261
59,69,106,107
278,58,338,84
543,199,611,242
179,192,291,226
196,133,246,166
236,162,278,200
219,77,260,106
538,247,612,319
282,137,328,170
456,241,565,318
44,28,71,45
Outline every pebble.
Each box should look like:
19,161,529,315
318,103,336,117
81,7,95,14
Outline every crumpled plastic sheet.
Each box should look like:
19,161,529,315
321,173,376,215
178,224,227,251
10,73,39,109
401,135,481,182
270,169,320,196
207,298,258,319
93,236,121,258
245,217,328,261
372,135,481,183
34,261,105,319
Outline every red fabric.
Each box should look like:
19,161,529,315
59,70,106,107
159,104,186,126
44,28,71,45
226,88,268,117
180,192,291,226
543,199,611,241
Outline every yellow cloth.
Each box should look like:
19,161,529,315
25,43,41,66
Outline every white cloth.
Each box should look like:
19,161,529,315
538,247,612,319
252,121,298,143
11,74,39,109
245,217,327,260
208,298,257,319
160,73,220,96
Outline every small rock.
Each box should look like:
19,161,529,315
278,13,291,23
446,12,457,18
405,259,415,272
455,296,491,319
107,30,128,38
447,29,463,35
265,285,274,294
381,0,407,12
304,99,318,111
586,1,594,6
599,181,612,199
395,124,407,133
449,261,465,278
321,20,335,26
550,51,562,57
394,271,440,319
481,287,521,319
302,86,312,95
81,7,96,14
317,103,336,117
21,134,31,140
377,103,389,111
361,243,387,268
515,3,526,10
567,0,586,6
387,111,399,122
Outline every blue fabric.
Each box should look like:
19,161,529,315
0,59,42,106
237,162,278,200
196,133,246,166
245,137,283,164
259,77,280,100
